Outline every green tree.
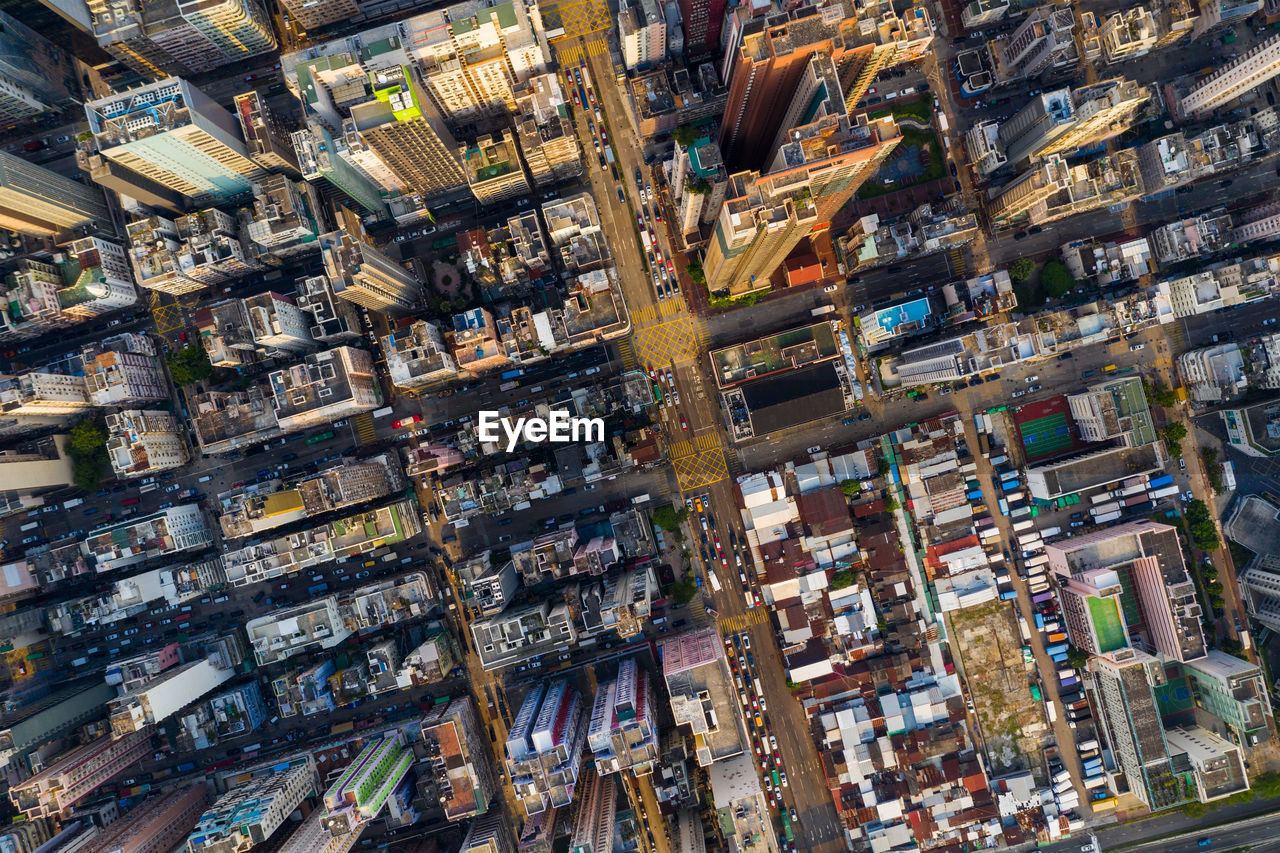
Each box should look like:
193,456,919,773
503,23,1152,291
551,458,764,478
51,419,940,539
670,575,698,604
685,258,706,286
1009,258,1035,282
67,417,110,491
840,479,860,497
651,504,688,532
1039,258,1076,299
831,569,855,589
1144,378,1177,408
673,125,700,148
1066,646,1090,670
165,345,213,386
684,177,711,195
1163,422,1187,443
883,493,899,512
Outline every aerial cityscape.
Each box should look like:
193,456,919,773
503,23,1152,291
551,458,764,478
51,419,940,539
0,0,1277,851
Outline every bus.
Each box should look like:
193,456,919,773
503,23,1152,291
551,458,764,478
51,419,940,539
780,812,795,843
305,430,334,445
372,406,394,419
332,721,355,735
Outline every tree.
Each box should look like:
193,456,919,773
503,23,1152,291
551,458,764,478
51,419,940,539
673,125,700,148
684,177,712,195
831,569,855,589
1009,258,1035,282
840,479,860,497
166,345,213,386
1066,645,1090,670
1144,378,1177,409
1163,422,1187,443
685,258,706,286
883,493,899,512
651,504,688,532
1039,258,1076,299
67,417,110,491
670,575,698,604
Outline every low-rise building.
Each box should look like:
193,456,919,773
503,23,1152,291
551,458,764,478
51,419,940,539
83,334,167,406
190,386,281,456
109,659,235,735
382,320,458,391
294,274,363,344
268,346,380,431
659,628,745,767
470,600,577,671
84,505,212,572
513,75,581,187
245,597,351,666
462,131,531,206
1179,342,1247,402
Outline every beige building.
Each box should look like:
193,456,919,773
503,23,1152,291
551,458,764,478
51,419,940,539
275,0,357,31
0,150,112,237
463,130,531,205
1180,33,1280,117
105,410,189,479
1099,7,1158,64
79,786,209,853
268,346,380,431
382,320,459,391
513,74,582,187
320,231,423,313
704,112,900,296
0,372,91,416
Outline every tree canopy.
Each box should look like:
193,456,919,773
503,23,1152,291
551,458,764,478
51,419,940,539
166,345,213,386
1009,258,1035,282
673,125,700,148
1039,258,1076,298
67,417,110,491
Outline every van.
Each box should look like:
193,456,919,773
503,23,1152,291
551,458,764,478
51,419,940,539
198,474,214,483
71,657,88,667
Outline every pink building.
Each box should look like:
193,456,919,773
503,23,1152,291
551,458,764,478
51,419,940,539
11,727,152,818
81,786,209,853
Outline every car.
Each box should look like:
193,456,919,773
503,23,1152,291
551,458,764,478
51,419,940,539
392,414,422,429
1028,384,1042,392
1025,375,1039,383
1196,839,1211,847
1011,390,1026,398
1129,343,1145,351
1176,185,1195,194
1264,317,1278,326
824,283,839,292
769,734,778,753
949,161,958,177
1013,230,1028,240
806,445,821,454
679,414,688,431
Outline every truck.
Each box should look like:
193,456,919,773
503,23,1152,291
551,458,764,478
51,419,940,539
1046,702,1058,723
308,583,329,596
1060,675,1080,690
1017,532,1042,548
1148,485,1179,500
707,569,722,593
1032,591,1054,605
1091,492,1117,506
631,493,651,505
998,498,1009,515
999,586,1018,601
63,498,85,510
20,521,39,532
1093,510,1122,523
1011,519,1035,533
1034,613,1045,630
1024,554,1049,570
1029,578,1050,594
1038,526,1061,538
372,406,394,419
811,304,836,316
604,145,615,164
1090,501,1120,516
1147,473,1174,489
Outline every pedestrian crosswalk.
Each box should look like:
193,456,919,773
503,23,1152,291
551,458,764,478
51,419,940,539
557,36,610,65
718,607,769,634
354,412,376,445
618,340,637,372
947,246,970,278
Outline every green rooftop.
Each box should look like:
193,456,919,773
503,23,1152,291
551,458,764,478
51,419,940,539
1087,595,1127,653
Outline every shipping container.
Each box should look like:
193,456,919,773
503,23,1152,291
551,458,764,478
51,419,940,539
1012,519,1035,533
1017,532,1043,547
999,498,1009,515
1053,778,1073,794
1083,774,1107,789
988,453,1007,466
1029,579,1050,594
1093,510,1122,523
1060,676,1079,689
1046,702,1057,722
1051,651,1069,663
1122,494,1148,507
999,587,1018,600
1122,475,1149,489
1032,591,1054,604
1024,554,1049,569
1147,473,1174,489
1034,613,1045,630
1148,485,1179,500
1011,505,1031,518
1047,632,1067,643
1038,526,1061,538
1077,739,1099,752
1045,643,1069,656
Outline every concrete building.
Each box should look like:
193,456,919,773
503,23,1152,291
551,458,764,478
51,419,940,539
86,78,264,205
105,410,190,479
704,112,900,296
965,120,1007,176
1099,7,1159,63
1163,725,1250,801
0,9,76,124
84,505,212,573
320,232,423,313
660,628,745,766
1239,552,1280,631
999,78,1148,165
275,0,356,30
0,242,140,343
10,727,153,819
420,698,499,821
504,679,588,816
268,346,380,432
188,758,318,853
513,74,582,187
1179,342,1247,402
293,274,362,344
321,731,414,835
291,123,389,218
0,371,91,416
1065,376,1157,445
1047,520,1206,663
245,597,351,665
621,0,667,70
382,320,458,391
243,291,315,355
233,91,301,177
994,3,1077,83
173,0,275,63
587,657,659,776
462,131,531,206
82,334,167,406
243,177,322,259
671,136,728,240
79,786,209,853
1179,32,1280,118
1183,650,1273,746
0,680,117,773
470,600,577,671
461,811,517,853
350,66,467,202
0,150,112,237
962,0,1010,28
109,659,234,735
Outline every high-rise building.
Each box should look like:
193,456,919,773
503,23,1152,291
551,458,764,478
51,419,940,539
109,659,234,734
268,346,380,431
420,698,499,822
0,238,138,343
79,148,187,214
1085,648,1183,810
678,0,727,56
0,680,116,773
188,758,319,853
1099,7,1159,64
10,727,153,819
1182,650,1273,746
233,91,302,177
243,177,324,259
105,410,189,479
0,9,77,125
294,274,363,344
0,150,112,237
79,786,209,853
276,0,357,30
587,657,660,776
84,504,213,572
1046,520,1206,663
462,130,531,205
993,3,1077,83
84,334,168,406
513,74,582,187
504,679,588,816
998,78,1148,165
350,66,467,202
961,0,1010,28
704,112,900,296
292,123,389,218
718,0,930,171
176,0,275,61
462,811,518,853
321,731,415,835
0,372,92,416
320,231,423,313
671,136,728,240
382,320,459,391
569,770,617,853
621,0,667,70
86,78,265,205
986,155,1071,224
1065,376,1157,445
1178,32,1280,118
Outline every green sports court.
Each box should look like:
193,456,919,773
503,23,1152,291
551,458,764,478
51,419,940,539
1013,397,1084,462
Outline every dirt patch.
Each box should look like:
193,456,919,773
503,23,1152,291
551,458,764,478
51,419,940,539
949,600,1050,774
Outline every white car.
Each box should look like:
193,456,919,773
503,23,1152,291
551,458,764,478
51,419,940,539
1025,375,1039,383
1130,343,1144,351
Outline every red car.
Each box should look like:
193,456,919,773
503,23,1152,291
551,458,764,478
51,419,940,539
679,414,688,431
393,414,422,429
